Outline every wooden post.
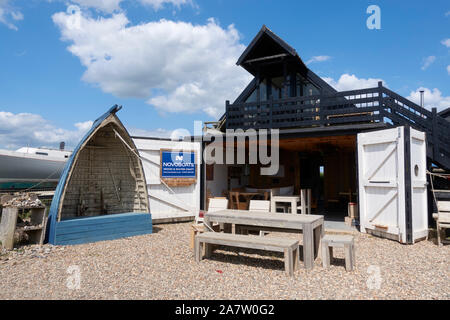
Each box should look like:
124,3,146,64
432,107,439,162
269,95,273,129
0,207,18,250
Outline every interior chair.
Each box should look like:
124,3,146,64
295,188,312,215
270,188,290,213
248,200,271,236
229,191,248,210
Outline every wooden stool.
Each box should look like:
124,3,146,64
190,224,204,249
190,223,221,249
321,234,355,271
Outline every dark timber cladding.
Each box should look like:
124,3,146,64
222,25,450,171
404,126,413,244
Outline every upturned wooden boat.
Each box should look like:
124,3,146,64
46,105,152,245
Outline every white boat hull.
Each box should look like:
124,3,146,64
0,150,67,185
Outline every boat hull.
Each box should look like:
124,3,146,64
0,150,67,189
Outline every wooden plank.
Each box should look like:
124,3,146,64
57,212,150,228
437,212,450,224
56,218,152,235
53,212,152,245
196,232,298,252
55,223,153,242
206,210,322,228
322,234,354,245
56,228,153,245
437,201,450,212
0,207,19,250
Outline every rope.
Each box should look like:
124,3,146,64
19,164,64,193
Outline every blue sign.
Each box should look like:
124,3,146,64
161,151,196,178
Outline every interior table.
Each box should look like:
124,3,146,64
204,210,324,270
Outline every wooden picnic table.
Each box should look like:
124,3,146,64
204,210,324,270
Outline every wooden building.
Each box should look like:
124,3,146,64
199,26,450,243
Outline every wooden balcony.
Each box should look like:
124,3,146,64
225,82,450,170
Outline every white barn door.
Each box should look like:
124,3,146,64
409,128,428,242
358,126,428,244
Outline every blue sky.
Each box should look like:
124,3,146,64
0,0,449,149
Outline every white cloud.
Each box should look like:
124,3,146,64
128,127,171,138
421,55,436,70
447,65,450,75
0,111,93,150
0,0,23,30
306,55,331,65
70,0,123,13
128,127,188,139
55,0,193,14
52,9,251,118
322,74,449,112
446,11,450,17
139,0,194,10
442,38,450,48
322,73,385,91
407,87,450,112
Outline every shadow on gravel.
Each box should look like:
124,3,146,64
207,247,291,272
151,226,163,234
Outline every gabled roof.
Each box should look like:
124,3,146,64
438,107,450,120
236,25,307,75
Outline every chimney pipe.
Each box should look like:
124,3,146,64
60,142,65,150
419,90,424,108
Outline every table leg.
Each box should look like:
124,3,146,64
291,199,297,214
204,216,212,232
270,199,276,213
303,224,314,270
313,224,323,259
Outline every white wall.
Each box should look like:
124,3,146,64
133,138,201,216
206,164,228,197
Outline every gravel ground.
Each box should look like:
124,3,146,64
0,222,448,300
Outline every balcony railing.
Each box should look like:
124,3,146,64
225,82,450,170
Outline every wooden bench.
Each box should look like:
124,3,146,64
433,201,450,246
195,232,299,277
321,234,355,271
